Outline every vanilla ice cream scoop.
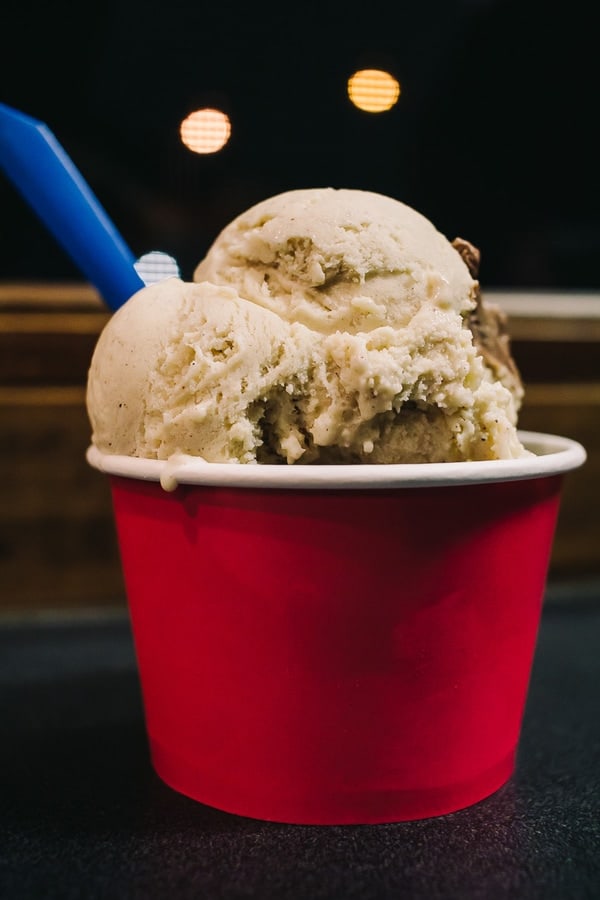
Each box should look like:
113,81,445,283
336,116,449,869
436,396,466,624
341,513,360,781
87,278,314,463
87,188,528,465
194,187,478,335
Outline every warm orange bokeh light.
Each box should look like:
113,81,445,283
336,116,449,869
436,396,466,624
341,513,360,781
179,108,231,154
347,69,401,113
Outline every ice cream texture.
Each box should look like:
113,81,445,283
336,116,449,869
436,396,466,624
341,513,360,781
87,187,527,465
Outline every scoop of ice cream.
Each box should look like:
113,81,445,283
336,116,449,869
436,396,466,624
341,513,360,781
87,188,528,465
194,187,479,337
299,303,525,463
87,278,315,464
194,187,523,409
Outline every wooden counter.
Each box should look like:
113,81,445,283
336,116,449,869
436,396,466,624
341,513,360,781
487,290,600,579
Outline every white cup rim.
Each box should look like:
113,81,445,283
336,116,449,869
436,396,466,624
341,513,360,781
86,431,586,491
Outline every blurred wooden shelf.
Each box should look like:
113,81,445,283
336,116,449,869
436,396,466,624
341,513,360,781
488,289,600,341
1,282,599,613
0,283,122,613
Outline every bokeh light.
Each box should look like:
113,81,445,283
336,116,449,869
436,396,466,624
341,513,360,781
347,69,401,113
134,251,181,285
179,108,232,154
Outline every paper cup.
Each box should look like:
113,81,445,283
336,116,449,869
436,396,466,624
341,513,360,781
87,431,585,824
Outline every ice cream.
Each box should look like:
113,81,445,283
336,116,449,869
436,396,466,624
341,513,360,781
87,279,315,464
87,187,527,465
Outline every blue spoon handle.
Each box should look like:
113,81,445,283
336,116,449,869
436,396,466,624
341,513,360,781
0,102,144,311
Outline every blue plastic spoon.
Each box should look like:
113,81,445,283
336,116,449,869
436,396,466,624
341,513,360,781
0,102,144,311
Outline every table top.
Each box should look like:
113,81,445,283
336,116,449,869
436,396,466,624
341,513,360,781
1,586,599,900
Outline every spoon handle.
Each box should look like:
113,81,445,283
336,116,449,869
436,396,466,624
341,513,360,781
0,102,144,310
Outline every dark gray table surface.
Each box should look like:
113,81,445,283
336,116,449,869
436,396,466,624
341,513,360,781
1,585,599,900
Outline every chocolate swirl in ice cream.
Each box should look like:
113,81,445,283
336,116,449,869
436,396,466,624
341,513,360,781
453,236,523,407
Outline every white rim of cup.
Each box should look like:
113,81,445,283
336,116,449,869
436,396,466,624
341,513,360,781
86,431,587,491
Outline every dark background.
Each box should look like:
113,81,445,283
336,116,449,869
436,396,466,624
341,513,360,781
1,0,597,289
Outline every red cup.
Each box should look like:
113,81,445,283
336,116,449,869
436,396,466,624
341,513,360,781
87,431,585,824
